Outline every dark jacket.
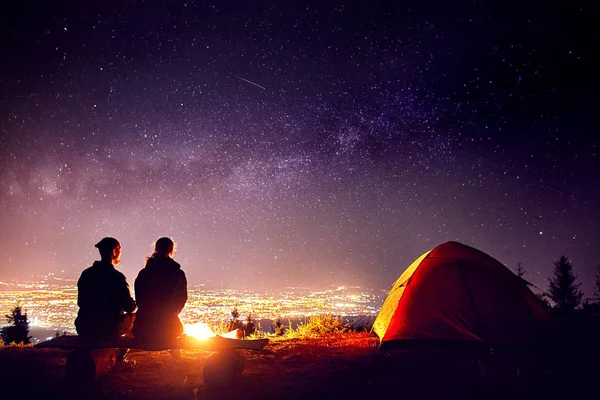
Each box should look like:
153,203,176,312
132,256,187,342
75,261,136,340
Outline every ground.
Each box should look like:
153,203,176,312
1,330,599,400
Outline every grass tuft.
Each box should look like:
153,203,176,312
0,339,33,349
285,314,351,338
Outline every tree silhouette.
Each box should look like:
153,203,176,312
227,307,241,332
1,305,31,344
581,266,600,316
547,256,583,312
515,262,526,278
242,314,256,337
272,318,285,336
594,264,600,302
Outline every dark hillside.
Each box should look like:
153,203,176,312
1,325,599,400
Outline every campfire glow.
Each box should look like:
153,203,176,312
183,322,216,340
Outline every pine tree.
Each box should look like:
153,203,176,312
547,256,583,312
1,305,31,344
594,264,600,302
515,262,526,278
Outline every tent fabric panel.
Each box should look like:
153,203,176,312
372,285,405,339
372,250,430,339
428,241,490,260
386,258,483,343
457,259,550,345
394,250,431,287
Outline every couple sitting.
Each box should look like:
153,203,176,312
74,236,187,355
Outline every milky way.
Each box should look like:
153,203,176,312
0,1,598,294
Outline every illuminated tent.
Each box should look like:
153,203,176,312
373,241,551,349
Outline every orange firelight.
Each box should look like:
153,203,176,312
183,322,215,340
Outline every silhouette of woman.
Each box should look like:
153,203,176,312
132,237,188,349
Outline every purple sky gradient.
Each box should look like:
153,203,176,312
1,1,598,295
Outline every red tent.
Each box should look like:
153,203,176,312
373,241,551,348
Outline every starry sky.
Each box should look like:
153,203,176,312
1,1,598,294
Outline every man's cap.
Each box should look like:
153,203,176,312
95,237,119,251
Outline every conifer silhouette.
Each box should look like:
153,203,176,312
1,305,31,345
547,256,583,312
594,265,600,302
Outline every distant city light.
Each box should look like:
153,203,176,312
0,284,384,336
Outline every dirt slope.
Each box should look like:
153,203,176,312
1,330,599,400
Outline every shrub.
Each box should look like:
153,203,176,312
272,318,286,336
287,314,351,338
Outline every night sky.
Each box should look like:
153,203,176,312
1,1,598,294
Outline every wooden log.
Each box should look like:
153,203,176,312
65,348,118,384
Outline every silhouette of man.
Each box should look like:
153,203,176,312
75,237,137,341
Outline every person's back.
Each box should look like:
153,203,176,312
75,237,136,341
133,237,187,344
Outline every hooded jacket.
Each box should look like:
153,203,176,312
132,256,188,342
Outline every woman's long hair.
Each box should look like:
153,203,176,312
145,237,175,265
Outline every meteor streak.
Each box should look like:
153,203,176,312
235,76,266,90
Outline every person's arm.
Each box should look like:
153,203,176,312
76,271,89,308
134,271,149,310
117,273,137,313
174,271,188,314
76,275,84,307
123,281,137,313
